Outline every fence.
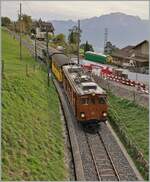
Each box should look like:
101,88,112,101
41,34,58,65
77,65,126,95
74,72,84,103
108,106,149,179
2,61,46,78
3,28,50,87
92,74,149,109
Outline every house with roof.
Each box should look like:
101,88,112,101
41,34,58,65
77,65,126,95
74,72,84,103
110,45,134,67
130,40,149,67
31,19,54,35
111,40,149,73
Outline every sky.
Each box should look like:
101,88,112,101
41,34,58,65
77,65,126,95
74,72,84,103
1,1,149,21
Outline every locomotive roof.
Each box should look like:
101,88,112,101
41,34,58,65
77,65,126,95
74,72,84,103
52,53,70,67
63,65,106,96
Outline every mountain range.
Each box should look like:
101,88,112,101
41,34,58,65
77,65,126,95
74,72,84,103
51,12,149,52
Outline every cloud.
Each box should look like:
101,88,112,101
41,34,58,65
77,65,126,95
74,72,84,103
1,1,149,21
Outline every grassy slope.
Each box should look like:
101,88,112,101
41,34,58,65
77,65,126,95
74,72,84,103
108,93,149,161
2,29,67,180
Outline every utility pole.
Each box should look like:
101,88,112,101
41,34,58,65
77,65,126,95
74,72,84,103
46,26,49,60
19,3,22,61
104,28,108,54
46,26,50,86
34,33,37,60
77,20,80,64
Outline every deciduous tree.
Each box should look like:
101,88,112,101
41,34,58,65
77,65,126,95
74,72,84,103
2,17,11,27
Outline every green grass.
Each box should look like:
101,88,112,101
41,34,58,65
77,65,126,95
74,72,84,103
108,93,149,161
108,93,149,179
2,29,68,180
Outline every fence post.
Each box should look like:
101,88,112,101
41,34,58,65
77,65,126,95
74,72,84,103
33,64,36,72
133,90,136,102
2,59,4,78
26,64,28,76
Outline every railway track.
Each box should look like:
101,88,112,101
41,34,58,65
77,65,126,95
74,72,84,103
85,131,120,181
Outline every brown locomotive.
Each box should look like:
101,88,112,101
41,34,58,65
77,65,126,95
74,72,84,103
51,52,108,124
62,64,108,124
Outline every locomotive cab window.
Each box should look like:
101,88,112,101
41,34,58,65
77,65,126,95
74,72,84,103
80,98,89,104
99,97,106,104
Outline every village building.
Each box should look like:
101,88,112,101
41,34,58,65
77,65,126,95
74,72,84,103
130,40,149,70
111,40,149,73
110,46,134,67
31,18,55,34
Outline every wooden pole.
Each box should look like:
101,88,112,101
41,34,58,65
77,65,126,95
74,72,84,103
26,64,28,76
19,3,22,61
35,33,37,60
2,59,4,78
46,26,50,86
77,20,80,64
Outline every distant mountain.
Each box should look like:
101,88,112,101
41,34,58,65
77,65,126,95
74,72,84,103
51,13,149,52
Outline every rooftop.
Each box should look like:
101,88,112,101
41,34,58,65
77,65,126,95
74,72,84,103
63,65,106,95
133,40,149,49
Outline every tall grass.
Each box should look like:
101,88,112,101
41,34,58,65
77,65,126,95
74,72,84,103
2,29,68,180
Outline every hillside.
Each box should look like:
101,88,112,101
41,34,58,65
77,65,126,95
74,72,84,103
51,12,149,51
2,29,68,180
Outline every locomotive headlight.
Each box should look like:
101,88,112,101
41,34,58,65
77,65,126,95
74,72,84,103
92,93,95,96
103,112,107,117
81,113,85,118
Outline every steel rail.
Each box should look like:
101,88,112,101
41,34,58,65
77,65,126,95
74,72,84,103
98,132,121,181
85,133,102,181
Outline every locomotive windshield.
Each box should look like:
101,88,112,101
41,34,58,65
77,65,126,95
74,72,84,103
80,96,106,104
99,97,106,104
80,98,89,104
80,97,96,104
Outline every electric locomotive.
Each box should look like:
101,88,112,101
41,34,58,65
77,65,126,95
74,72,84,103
62,64,107,124
50,52,108,124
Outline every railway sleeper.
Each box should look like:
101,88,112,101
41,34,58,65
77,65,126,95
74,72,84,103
100,168,115,173
102,175,119,181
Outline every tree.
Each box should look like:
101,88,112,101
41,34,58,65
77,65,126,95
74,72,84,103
68,30,78,44
2,17,11,27
68,25,81,44
15,14,32,33
55,34,65,42
21,14,32,33
67,25,82,55
80,41,94,54
52,33,66,44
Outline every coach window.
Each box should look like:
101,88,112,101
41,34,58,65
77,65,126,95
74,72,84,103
99,97,106,104
80,98,89,104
